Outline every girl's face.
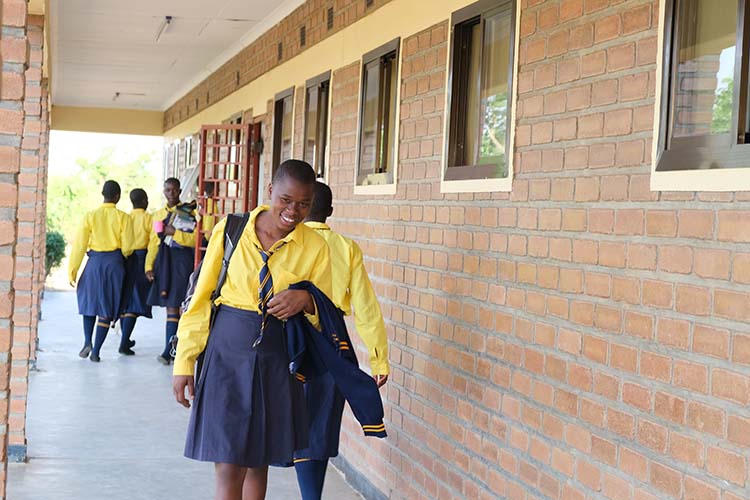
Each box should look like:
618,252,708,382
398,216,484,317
163,182,181,207
268,177,314,234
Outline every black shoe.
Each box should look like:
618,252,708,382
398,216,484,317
90,354,101,363
79,345,92,358
118,347,135,356
156,354,171,365
128,339,136,348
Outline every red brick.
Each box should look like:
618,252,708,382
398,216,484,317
637,419,667,453
658,245,692,274
673,361,708,393
727,415,750,447
692,324,729,359
684,477,719,500
669,432,704,469
642,280,672,309
623,4,652,35
718,211,750,242
733,253,750,283
706,446,746,486
675,284,710,316
714,288,750,321
687,402,725,437
711,369,750,405
678,210,714,239
650,462,682,498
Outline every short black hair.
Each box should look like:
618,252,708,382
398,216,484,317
272,159,316,187
308,181,333,221
102,180,121,200
164,177,180,188
129,188,148,208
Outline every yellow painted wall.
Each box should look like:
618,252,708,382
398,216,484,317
51,106,164,136
163,0,477,140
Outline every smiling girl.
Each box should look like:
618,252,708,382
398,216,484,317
172,159,332,500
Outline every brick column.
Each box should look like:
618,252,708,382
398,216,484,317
0,0,28,495
7,13,44,464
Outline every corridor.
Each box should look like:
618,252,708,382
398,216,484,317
7,291,362,500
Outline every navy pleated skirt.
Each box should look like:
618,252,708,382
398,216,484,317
121,249,152,318
294,373,345,462
184,306,309,468
77,250,125,319
147,245,194,308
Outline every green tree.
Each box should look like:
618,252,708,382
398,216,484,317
47,147,161,245
711,77,733,134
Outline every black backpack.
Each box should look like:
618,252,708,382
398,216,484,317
171,212,250,361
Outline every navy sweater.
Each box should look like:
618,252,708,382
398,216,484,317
285,281,387,438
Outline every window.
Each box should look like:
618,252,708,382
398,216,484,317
304,71,331,178
272,87,294,173
356,38,400,188
657,0,749,172
445,0,515,185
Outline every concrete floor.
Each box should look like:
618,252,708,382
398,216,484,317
7,290,362,500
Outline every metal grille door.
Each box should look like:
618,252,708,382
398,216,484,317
194,122,262,267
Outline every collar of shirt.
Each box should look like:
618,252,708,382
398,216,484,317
305,221,331,231
249,204,305,251
102,203,116,208
131,208,145,213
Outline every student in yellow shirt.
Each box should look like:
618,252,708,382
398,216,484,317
173,160,332,500
118,188,153,355
68,180,134,362
295,181,389,500
145,178,197,365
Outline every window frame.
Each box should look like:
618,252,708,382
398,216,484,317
303,70,332,179
441,0,519,193
652,0,750,191
354,37,401,196
272,87,295,174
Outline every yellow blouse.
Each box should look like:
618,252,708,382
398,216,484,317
173,205,332,375
68,203,134,283
306,222,390,375
129,208,153,250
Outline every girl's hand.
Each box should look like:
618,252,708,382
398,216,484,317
163,224,176,236
173,375,195,408
267,290,314,320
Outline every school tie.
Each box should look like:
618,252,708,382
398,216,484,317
254,240,288,348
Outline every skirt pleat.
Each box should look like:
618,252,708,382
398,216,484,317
147,245,194,308
121,249,152,318
77,250,125,319
184,306,309,468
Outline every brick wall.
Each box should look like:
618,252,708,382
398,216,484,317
0,0,29,495
316,1,750,499
7,12,45,463
157,0,750,498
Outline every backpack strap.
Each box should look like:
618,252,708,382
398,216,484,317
210,212,250,303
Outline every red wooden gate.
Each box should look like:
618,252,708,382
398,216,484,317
194,122,262,267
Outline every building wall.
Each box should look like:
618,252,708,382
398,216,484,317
164,0,750,499
0,1,47,497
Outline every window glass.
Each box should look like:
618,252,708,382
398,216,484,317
674,0,736,138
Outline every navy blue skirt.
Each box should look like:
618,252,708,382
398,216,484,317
147,245,194,308
184,306,309,468
77,250,125,318
121,249,152,318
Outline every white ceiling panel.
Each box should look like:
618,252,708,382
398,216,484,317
51,0,303,111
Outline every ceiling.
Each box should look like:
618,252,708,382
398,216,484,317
50,0,303,110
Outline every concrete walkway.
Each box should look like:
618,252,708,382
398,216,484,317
7,291,362,500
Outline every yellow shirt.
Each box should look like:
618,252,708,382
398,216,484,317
145,203,198,272
173,205,333,376
306,222,390,375
130,208,153,250
68,203,134,283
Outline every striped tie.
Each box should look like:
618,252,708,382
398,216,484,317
254,241,287,348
